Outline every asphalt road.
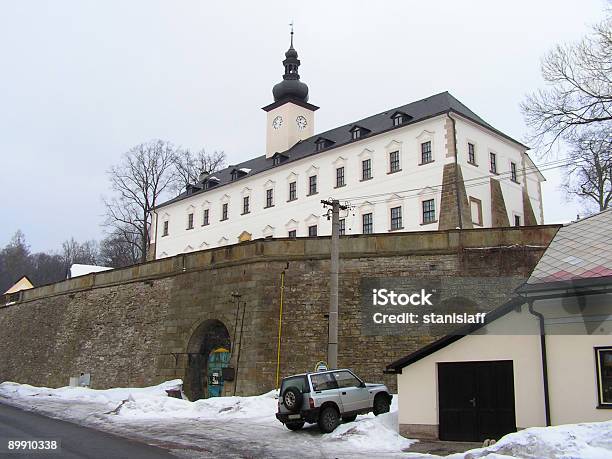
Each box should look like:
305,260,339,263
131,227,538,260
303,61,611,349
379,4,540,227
0,403,175,458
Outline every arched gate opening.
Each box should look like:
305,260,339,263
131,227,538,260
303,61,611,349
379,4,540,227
184,319,231,400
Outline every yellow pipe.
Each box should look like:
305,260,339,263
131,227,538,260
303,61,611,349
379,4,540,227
275,271,285,389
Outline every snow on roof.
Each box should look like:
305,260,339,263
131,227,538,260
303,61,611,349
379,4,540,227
68,264,112,278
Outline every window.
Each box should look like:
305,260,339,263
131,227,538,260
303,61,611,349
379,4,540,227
339,218,345,236
362,159,372,180
242,196,250,214
470,197,483,226
333,371,362,389
336,167,345,187
514,215,521,227
362,213,373,234
389,151,400,173
231,170,238,181
187,213,194,230
421,141,432,164
490,152,497,173
596,347,612,407
352,130,361,140
289,181,297,201
316,141,325,152
422,199,436,224
390,206,402,230
393,115,403,126
273,156,281,166
221,203,228,221
288,229,297,238
511,162,518,182
308,225,318,237
265,189,274,208
203,209,209,226
308,175,317,195
162,220,169,236
468,143,476,165
310,373,337,391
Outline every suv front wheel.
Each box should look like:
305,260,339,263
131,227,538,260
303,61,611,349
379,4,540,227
373,394,390,415
318,406,340,433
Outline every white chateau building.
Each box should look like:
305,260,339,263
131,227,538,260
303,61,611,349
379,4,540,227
152,35,545,259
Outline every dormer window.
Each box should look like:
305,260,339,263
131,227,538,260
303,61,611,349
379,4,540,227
203,176,220,190
390,111,411,127
350,125,370,140
315,137,334,152
272,153,288,166
231,170,239,181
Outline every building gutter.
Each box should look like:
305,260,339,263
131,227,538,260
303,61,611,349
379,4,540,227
527,299,551,426
447,112,463,229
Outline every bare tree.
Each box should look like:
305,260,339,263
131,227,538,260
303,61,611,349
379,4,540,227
61,238,99,268
172,148,226,194
99,228,141,268
562,127,612,211
521,16,612,153
103,140,178,263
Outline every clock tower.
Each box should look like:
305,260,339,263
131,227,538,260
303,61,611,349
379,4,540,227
263,29,318,158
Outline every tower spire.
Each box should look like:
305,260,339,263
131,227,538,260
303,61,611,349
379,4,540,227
289,21,294,48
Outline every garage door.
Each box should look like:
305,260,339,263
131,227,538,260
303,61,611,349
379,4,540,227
438,360,516,442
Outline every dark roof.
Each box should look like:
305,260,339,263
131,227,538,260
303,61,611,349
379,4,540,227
385,296,525,373
156,91,527,210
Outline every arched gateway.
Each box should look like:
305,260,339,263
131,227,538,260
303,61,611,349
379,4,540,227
184,319,231,400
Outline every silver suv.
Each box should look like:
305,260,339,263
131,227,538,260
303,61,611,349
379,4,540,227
275,369,392,433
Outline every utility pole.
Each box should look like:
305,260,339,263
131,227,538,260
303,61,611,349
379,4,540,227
322,199,348,369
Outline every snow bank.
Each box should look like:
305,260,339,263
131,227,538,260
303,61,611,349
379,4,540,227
323,409,414,451
116,388,279,421
454,421,612,459
0,379,183,405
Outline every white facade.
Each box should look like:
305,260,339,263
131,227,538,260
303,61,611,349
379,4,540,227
152,109,544,259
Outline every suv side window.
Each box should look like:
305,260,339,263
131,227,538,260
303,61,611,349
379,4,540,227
281,375,309,393
333,371,362,389
310,373,338,391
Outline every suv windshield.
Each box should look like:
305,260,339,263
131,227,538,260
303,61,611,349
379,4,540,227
310,372,338,391
281,375,309,393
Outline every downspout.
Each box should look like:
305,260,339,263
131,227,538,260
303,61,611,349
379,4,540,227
152,209,159,260
528,300,551,426
448,112,463,229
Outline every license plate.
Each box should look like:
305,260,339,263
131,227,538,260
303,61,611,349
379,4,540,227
288,414,301,420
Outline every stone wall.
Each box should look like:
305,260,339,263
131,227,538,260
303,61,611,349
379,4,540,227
0,226,559,397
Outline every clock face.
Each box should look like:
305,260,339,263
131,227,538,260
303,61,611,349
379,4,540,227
296,115,308,130
272,116,283,130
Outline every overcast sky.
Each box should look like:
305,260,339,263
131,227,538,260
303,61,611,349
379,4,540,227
0,0,606,253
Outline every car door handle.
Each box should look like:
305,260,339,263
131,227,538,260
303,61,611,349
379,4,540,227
341,391,346,395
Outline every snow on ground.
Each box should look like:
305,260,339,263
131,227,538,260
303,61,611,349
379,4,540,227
450,421,612,459
0,379,413,458
1,379,611,458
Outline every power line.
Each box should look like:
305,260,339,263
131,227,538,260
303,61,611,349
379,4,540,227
339,158,575,205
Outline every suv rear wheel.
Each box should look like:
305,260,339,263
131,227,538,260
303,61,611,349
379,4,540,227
373,394,390,415
282,386,303,413
318,406,340,433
